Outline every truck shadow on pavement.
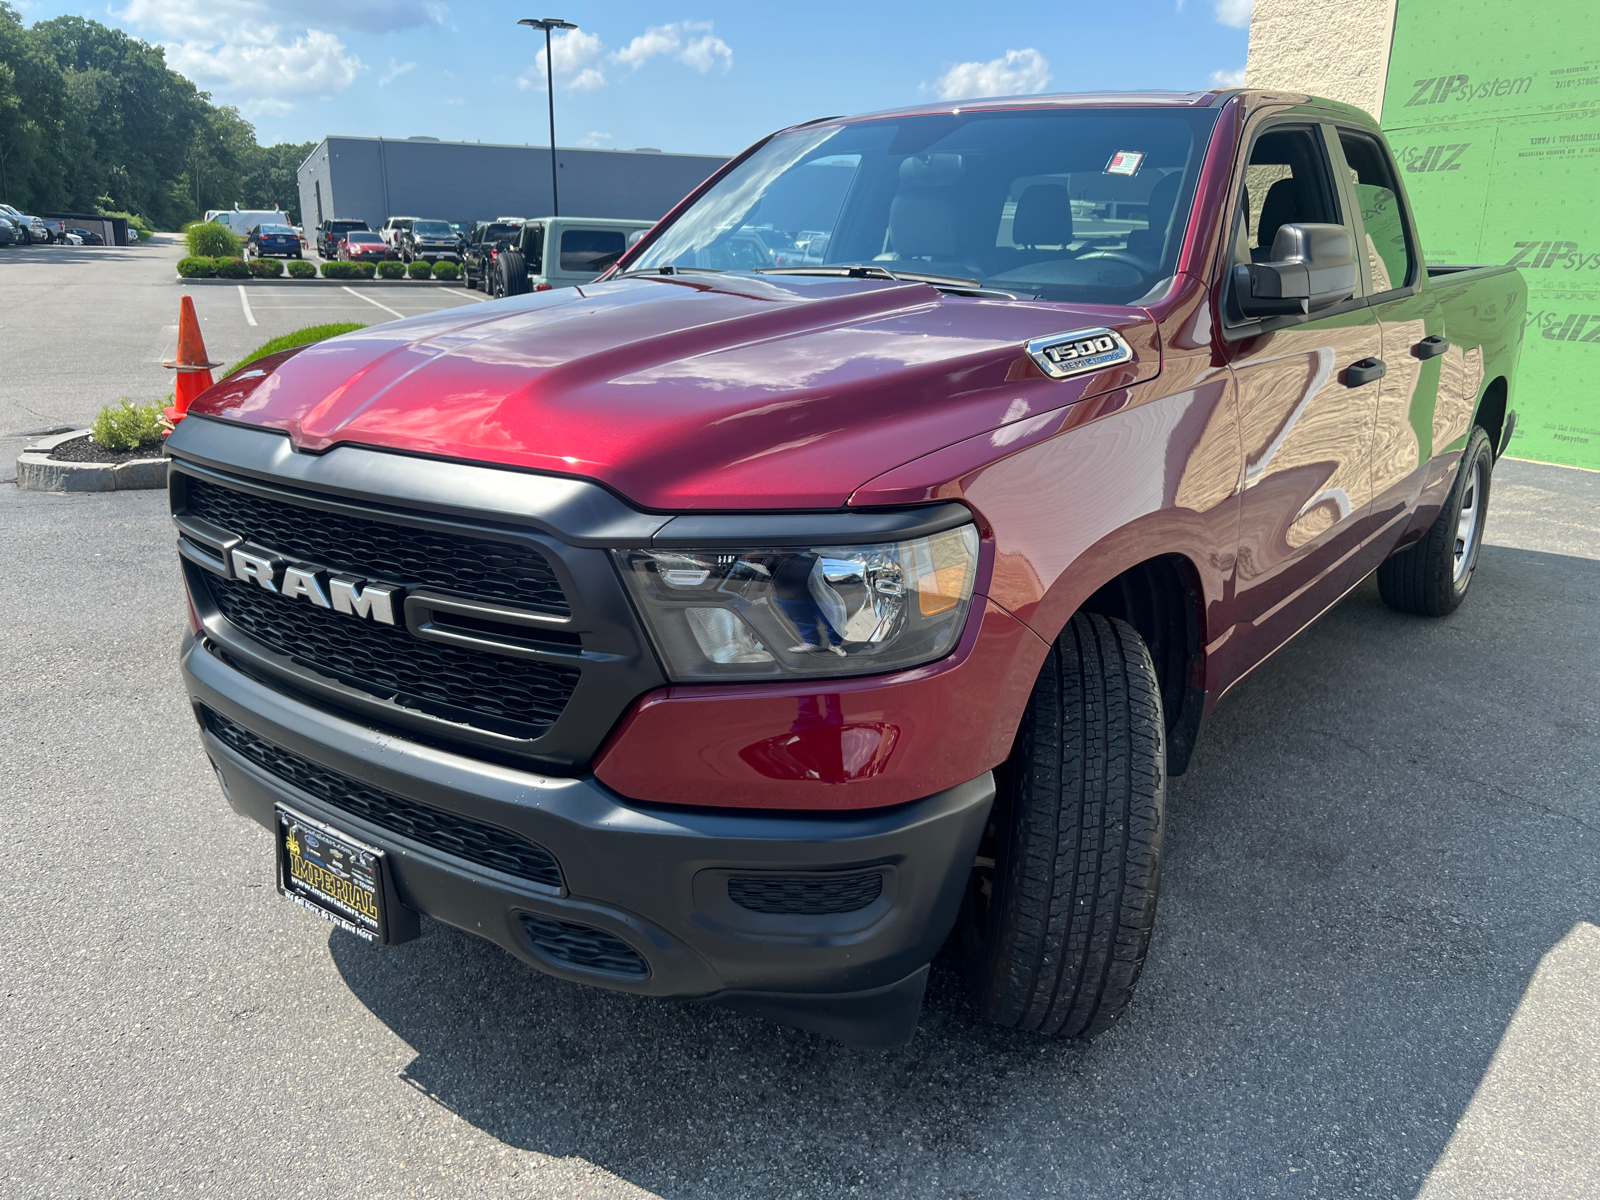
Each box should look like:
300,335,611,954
331,545,1599,1200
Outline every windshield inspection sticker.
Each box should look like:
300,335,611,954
1105,150,1145,176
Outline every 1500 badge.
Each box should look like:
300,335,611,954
1025,327,1135,380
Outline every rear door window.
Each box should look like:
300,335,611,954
1337,130,1416,295
560,229,626,273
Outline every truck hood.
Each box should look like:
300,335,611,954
194,273,1158,510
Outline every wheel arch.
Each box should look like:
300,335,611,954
1474,375,1510,458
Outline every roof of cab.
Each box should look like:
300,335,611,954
783,88,1380,132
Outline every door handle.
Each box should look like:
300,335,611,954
1414,335,1450,360
1345,357,1387,387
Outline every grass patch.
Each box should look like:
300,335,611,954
221,323,367,379
92,399,166,452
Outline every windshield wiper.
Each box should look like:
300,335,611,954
614,264,728,278
753,264,1023,299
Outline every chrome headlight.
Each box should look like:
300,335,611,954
615,524,981,681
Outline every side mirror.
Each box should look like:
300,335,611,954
1231,222,1358,318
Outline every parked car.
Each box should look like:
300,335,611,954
64,227,104,246
246,222,303,259
338,230,392,262
0,216,18,247
166,90,1525,1050
489,216,653,297
461,218,526,291
0,203,48,243
316,218,369,259
393,218,460,264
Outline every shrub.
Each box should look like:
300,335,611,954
432,260,461,281
247,257,283,278
221,323,368,379
319,260,373,280
407,259,434,280
176,256,215,278
212,256,249,279
91,399,166,453
184,220,241,258
376,260,407,279
286,259,316,278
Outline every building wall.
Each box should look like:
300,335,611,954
296,138,729,234
1246,0,1600,470
1245,0,1398,118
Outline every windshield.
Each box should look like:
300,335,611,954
347,232,382,243
630,107,1219,303
482,222,522,242
415,221,454,237
258,224,293,234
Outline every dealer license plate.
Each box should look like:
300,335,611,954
276,805,390,943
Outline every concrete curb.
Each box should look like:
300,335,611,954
16,430,168,493
175,276,466,287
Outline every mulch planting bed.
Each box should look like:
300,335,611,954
47,434,166,465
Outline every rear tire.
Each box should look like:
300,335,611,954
499,250,530,296
1377,426,1493,617
959,612,1166,1038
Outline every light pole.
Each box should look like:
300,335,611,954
518,17,577,217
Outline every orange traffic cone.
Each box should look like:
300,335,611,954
162,295,223,426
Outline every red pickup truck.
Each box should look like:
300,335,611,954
169,89,1524,1048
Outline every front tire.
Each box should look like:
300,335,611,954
959,612,1166,1038
1377,425,1494,617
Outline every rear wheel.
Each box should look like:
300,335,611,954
1377,426,1494,617
959,612,1166,1038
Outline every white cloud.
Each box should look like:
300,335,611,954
379,58,415,86
931,48,1050,101
678,34,732,74
165,28,362,110
579,131,613,148
1215,0,1253,28
444,96,465,105
519,27,606,91
518,20,735,92
614,21,731,73
1209,66,1246,86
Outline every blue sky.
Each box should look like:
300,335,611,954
22,0,1253,154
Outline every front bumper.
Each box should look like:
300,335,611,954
182,633,993,1046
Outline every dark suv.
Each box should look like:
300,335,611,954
316,219,369,260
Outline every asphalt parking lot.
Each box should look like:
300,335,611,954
2,237,1597,1199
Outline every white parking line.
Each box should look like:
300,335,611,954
341,287,406,319
238,286,257,327
439,289,488,303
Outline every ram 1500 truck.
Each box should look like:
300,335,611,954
168,89,1525,1048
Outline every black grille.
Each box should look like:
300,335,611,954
183,476,568,615
204,572,578,737
205,708,563,888
518,913,649,977
728,873,884,915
